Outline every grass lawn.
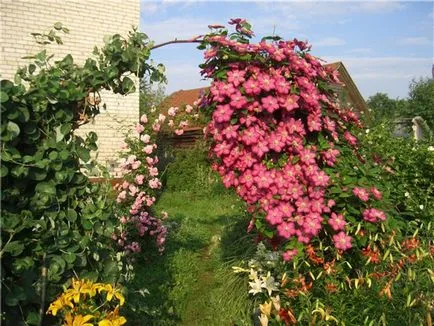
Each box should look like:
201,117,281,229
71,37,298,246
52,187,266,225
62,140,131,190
125,191,256,325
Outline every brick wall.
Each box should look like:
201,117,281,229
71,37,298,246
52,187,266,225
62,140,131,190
0,0,140,169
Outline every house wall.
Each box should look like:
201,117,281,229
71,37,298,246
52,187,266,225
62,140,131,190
0,0,140,170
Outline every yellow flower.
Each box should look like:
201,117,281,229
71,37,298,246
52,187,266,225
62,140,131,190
63,314,94,326
101,284,125,306
47,296,74,316
98,316,127,326
259,301,272,317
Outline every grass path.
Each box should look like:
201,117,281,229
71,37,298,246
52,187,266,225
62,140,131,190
126,191,255,325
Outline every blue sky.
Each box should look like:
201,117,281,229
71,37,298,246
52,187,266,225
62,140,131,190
140,1,433,99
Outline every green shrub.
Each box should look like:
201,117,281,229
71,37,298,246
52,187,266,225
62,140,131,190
0,24,164,324
164,140,227,196
360,123,434,223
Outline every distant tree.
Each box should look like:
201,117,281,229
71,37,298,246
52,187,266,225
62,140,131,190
404,78,434,129
139,77,166,116
366,92,406,124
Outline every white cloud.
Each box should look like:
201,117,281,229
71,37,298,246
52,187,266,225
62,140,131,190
397,37,431,46
141,1,160,15
322,56,432,98
140,17,210,43
356,1,406,13
346,48,374,54
315,37,346,47
256,1,406,18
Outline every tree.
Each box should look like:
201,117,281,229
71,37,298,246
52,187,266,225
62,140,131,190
139,78,166,116
405,78,434,129
366,92,408,124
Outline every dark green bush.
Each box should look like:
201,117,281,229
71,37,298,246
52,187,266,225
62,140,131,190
0,24,164,324
164,140,227,196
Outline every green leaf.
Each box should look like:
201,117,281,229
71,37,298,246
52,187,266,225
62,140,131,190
48,151,58,160
60,123,72,135
4,286,26,306
3,241,25,256
28,168,47,181
102,260,119,283
66,209,77,222
63,252,76,264
1,165,8,177
35,182,56,195
7,121,20,138
0,91,9,103
28,64,36,74
76,146,90,162
121,76,135,94
82,219,93,230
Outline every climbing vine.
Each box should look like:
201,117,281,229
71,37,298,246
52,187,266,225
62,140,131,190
0,24,164,325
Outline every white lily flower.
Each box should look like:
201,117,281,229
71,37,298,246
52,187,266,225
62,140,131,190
248,278,263,295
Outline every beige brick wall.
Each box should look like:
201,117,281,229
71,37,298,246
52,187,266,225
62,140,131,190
0,0,140,170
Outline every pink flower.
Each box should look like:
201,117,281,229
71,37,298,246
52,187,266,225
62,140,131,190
363,208,386,223
353,187,369,202
149,178,161,189
213,104,233,123
175,129,184,135
158,113,166,123
266,207,283,225
135,174,145,185
152,123,161,132
328,213,346,231
116,190,127,203
149,167,158,177
344,131,357,146
131,161,141,170
227,70,246,87
168,107,178,117
332,232,352,251
371,187,382,200
144,145,154,154
136,123,144,134
141,134,151,143
282,249,298,262
243,79,261,95
261,95,279,113
279,95,299,112
277,222,295,239
179,120,189,128
258,74,275,91
140,114,148,124
185,105,193,113
229,91,248,109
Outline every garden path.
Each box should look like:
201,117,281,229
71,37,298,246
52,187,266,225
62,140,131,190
126,191,254,325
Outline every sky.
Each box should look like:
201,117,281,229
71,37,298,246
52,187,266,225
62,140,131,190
140,0,433,99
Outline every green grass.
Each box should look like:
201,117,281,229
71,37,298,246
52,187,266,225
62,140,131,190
124,191,256,325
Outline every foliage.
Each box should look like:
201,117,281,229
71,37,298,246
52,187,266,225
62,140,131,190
124,191,252,325
366,92,408,125
366,78,434,129
236,219,433,325
361,123,434,223
139,77,166,116
47,278,126,326
406,78,434,130
197,18,433,324
0,24,164,324
112,93,199,265
164,140,227,196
